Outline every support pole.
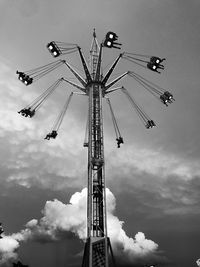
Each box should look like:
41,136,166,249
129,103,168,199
82,29,113,267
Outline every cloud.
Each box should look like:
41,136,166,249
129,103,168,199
106,145,200,215
1,59,200,219
0,236,19,266
108,145,200,181
0,60,86,190
0,188,165,266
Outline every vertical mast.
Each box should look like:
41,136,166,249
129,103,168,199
90,29,100,79
82,29,109,267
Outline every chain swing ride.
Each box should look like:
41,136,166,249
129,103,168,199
16,30,175,267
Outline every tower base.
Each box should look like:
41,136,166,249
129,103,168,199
82,237,116,267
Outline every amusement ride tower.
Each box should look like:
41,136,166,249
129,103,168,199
16,29,174,267
81,30,117,267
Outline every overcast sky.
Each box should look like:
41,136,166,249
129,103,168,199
0,0,200,267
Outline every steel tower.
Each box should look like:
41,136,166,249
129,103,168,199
82,30,118,267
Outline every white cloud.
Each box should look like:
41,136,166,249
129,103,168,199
0,236,19,265
0,188,162,265
0,59,199,217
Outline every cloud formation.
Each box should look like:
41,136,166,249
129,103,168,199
0,236,19,266
0,188,163,266
107,146,200,215
0,59,199,221
0,59,87,191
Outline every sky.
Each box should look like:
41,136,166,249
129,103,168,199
0,0,200,266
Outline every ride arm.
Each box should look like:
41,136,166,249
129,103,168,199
105,86,123,95
102,53,123,85
77,46,92,83
95,43,103,82
62,77,86,92
63,61,87,87
104,71,129,92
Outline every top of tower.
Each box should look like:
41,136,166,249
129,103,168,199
90,29,100,76
93,28,96,38
90,29,99,55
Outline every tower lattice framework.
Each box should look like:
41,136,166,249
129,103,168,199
82,30,116,267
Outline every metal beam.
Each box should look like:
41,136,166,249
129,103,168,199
63,61,87,87
94,43,103,82
62,77,86,92
104,71,129,91
105,86,123,95
102,53,123,85
77,47,92,83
